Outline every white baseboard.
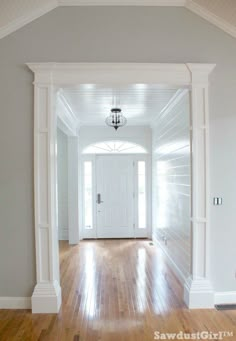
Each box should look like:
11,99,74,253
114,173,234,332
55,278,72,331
184,277,215,309
32,281,61,313
215,291,236,305
0,297,31,309
152,236,215,309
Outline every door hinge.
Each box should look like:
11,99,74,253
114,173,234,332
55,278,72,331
133,223,135,229
133,192,135,198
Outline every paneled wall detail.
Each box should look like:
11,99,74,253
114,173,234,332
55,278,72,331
32,82,61,313
152,90,191,281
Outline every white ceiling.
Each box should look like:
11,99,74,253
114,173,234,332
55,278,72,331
60,84,180,126
1,0,236,39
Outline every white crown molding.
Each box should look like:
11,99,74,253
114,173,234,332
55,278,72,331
0,1,58,40
0,0,236,40
0,297,31,309
57,91,79,136
27,62,192,86
58,0,186,5
59,91,79,123
186,0,236,40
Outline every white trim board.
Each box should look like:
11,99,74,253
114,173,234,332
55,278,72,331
0,297,31,309
186,1,236,40
57,92,79,136
0,1,58,40
27,61,215,312
0,0,236,40
58,0,186,5
215,292,236,305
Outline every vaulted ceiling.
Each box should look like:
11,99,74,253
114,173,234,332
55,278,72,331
0,0,236,40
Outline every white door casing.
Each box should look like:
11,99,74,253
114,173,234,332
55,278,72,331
27,63,215,313
81,154,149,240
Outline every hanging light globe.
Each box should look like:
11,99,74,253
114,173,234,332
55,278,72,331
105,108,127,130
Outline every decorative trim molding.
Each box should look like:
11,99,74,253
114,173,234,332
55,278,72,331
186,0,236,40
57,91,79,136
27,62,215,312
31,281,61,313
0,1,57,40
58,0,186,5
184,277,215,309
27,62,192,86
0,297,31,309
0,0,236,40
215,291,236,305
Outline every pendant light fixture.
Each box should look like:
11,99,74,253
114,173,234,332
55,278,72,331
105,108,127,130
106,90,127,130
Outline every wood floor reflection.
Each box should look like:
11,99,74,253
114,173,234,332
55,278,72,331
0,239,236,340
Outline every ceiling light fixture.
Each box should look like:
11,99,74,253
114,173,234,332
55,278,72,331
105,108,127,131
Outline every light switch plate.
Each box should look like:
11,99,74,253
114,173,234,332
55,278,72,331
213,197,223,205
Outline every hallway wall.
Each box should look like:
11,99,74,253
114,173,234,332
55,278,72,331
79,126,151,153
57,128,69,241
152,91,191,281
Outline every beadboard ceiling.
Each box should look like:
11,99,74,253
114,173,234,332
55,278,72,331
0,0,236,40
59,85,180,126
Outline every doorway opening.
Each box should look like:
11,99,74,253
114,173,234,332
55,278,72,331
28,63,215,313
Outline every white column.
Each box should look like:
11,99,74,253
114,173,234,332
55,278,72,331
68,136,80,244
31,83,61,313
184,64,215,309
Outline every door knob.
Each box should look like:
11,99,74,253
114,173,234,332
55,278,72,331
96,193,104,204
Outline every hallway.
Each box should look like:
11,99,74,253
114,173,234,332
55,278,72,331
1,240,236,340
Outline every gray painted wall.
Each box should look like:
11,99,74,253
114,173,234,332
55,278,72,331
0,6,236,297
57,128,69,241
152,91,191,281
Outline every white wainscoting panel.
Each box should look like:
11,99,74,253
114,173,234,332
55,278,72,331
152,89,191,282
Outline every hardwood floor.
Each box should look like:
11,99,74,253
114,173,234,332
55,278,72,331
0,240,236,340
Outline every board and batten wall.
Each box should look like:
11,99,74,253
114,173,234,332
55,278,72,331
152,90,191,282
57,128,69,241
0,6,236,299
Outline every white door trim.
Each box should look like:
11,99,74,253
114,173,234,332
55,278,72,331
81,154,150,240
27,62,215,313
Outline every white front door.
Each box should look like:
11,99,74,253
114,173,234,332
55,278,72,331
96,155,134,238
